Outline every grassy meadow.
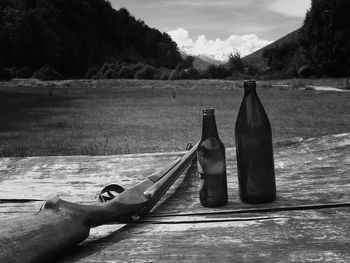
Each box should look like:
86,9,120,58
0,79,349,157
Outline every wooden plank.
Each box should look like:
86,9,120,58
156,133,350,215
59,207,350,263
1,133,349,216
0,133,349,262
0,152,185,217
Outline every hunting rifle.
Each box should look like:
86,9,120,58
0,142,198,263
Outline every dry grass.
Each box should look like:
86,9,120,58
0,79,349,156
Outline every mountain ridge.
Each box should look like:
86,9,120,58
242,29,300,65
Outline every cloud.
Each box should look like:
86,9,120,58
167,28,271,62
268,0,311,17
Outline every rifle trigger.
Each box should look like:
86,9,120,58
186,143,193,150
98,184,125,203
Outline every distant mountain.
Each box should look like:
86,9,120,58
242,29,300,65
180,52,223,71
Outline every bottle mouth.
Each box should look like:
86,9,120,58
244,80,256,89
203,108,215,115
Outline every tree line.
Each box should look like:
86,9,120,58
262,0,350,78
0,0,182,79
1,0,349,81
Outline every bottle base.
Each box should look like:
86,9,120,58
200,198,228,208
240,195,276,204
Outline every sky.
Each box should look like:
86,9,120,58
111,0,311,61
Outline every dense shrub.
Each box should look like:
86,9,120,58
182,67,200,79
135,65,158,79
228,52,244,73
263,72,290,80
169,65,182,80
32,65,63,80
85,67,98,79
298,65,315,78
117,65,135,79
228,72,256,80
0,68,13,81
0,2,182,77
103,68,115,79
8,67,18,78
159,69,170,80
100,64,113,75
17,66,33,78
205,65,231,79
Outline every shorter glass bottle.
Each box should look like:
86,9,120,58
197,108,228,207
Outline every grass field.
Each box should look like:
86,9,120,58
0,79,349,156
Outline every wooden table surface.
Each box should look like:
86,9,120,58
1,133,349,262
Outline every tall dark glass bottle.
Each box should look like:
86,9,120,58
235,80,276,204
197,109,228,207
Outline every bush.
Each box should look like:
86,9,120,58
298,65,314,78
228,72,255,80
17,66,33,78
263,72,289,80
8,67,18,78
183,67,200,79
85,67,98,79
135,65,158,79
0,68,13,81
169,65,182,80
205,65,231,79
117,65,135,79
103,68,115,79
33,65,63,80
159,69,170,80
101,63,113,74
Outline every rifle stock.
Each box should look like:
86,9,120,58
0,143,198,263
0,184,150,263
0,204,90,263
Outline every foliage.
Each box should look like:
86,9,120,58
135,65,158,80
228,52,244,73
169,65,182,80
0,0,182,78
117,65,134,79
182,56,194,69
299,0,350,77
262,41,302,78
298,65,315,78
0,67,12,81
183,67,200,80
17,65,33,78
85,67,98,79
204,64,231,79
159,69,170,80
32,65,63,80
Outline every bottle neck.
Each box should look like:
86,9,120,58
244,85,257,97
202,113,219,139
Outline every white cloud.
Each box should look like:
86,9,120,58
167,28,271,62
268,0,311,17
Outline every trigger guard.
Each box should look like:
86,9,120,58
98,184,125,203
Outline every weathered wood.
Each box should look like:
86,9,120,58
0,146,198,263
0,133,349,262
156,133,350,215
61,208,350,263
0,152,186,216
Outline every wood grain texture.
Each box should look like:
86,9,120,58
0,133,350,262
62,208,350,263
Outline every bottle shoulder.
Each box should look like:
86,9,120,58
235,93,271,133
